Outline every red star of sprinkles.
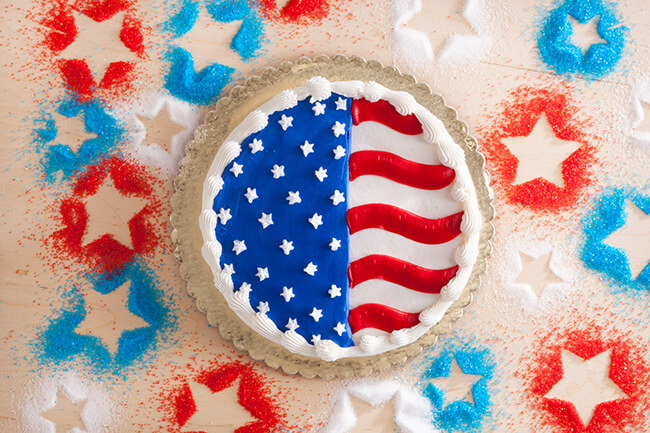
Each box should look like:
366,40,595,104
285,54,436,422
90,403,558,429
48,155,164,276
479,85,597,212
40,0,145,102
170,362,287,433
524,327,650,432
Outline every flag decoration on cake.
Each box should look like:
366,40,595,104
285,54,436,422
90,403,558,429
213,93,463,347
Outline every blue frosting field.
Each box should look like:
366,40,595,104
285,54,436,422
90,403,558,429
213,94,353,346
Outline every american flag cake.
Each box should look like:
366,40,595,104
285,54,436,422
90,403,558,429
199,77,483,361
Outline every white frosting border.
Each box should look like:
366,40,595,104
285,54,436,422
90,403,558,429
199,77,482,360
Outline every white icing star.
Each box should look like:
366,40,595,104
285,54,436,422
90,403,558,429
311,334,322,344
286,318,299,331
333,145,346,160
312,102,326,116
229,162,243,177
256,267,269,281
232,240,247,255
286,191,301,205
271,164,285,179
304,262,318,276
315,167,328,182
258,212,273,228
249,138,264,154
330,190,345,205
310,308,323,322
335,97,347,110
332,121,346,137
217,208,232,225
300,140,314,157
333,322,347,336
329,238,342,251
280,286,295,302
278,114,293,130
279,239,294,255
329,284,342,298
308,213,323,229
222,263,235,277
257,301,270,314
238,282,251,296
244,187,258,203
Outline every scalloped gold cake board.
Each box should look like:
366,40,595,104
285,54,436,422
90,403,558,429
171,55,494,378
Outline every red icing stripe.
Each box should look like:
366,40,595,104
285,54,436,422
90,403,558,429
349,150,456,190
348,303,420,333
351,99,424,135
348,254,459,293
347,204,464,244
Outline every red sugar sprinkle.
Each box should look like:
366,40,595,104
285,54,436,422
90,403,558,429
38,0,144,102
260,0,330,24
525,327,650,432
172,362,286,433
479,86,596,212
48,156,163,277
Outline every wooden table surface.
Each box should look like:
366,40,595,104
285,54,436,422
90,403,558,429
1,0,649,432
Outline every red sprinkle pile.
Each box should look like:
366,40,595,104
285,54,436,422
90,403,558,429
47,155,164,277
479,86,596,212
260,0,330,24
525,327,650,432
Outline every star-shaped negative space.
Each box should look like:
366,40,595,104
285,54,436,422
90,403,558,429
322,381,432,433
528,329,649,432
50,156,162,276
34,98,123,183
392,0,490,65
172,362,284,433
502,240,574,313
481,87,594,211
164,0,265,105
582,190,650,291
119,93,200,176
25,372,113,433
629,79,650,151
41,0,145,100
421,346,496,432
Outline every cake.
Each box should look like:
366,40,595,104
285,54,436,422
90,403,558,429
174,57,493,375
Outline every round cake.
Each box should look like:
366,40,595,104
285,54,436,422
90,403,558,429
173,56,493,376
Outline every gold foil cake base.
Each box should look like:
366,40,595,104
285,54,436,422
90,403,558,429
170,55,494,378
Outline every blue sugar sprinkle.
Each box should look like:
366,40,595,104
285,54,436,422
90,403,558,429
537,0,627,79
580,188,650,294
421,343,496,432
166,0,200,37
33,98,123,183
37,261,172,374
164,47,236,105
163,0,266,105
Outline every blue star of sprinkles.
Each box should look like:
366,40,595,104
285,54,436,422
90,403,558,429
580,188,650,294
33,98,123,183
37,261,172,374
537,0,627,79
421,345,496,432
164,0,266,105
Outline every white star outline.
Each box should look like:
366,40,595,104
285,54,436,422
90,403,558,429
322,381,433,433
118,92,200,177
392,0,491,65
502,239,575,314
23,372,114,433
629,78,650,151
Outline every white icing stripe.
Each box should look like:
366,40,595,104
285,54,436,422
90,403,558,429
350,279,439,313
350,228,462,269
200,77,482,360
350,121,441,165
348,175,462,220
